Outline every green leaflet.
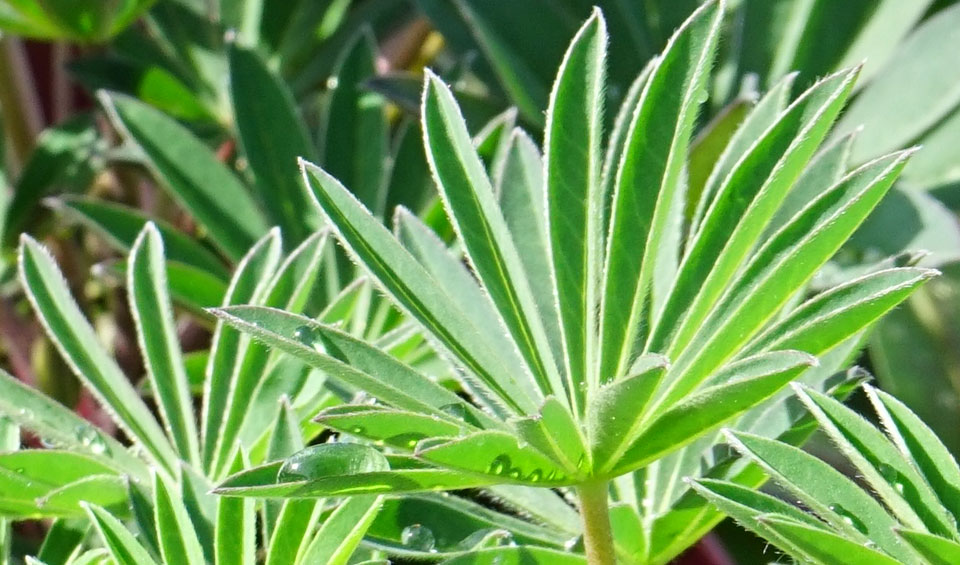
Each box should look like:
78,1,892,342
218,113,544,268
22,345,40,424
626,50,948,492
298,496,383,565
726,431,911,562
84,504,158,565
19,235,178,473
658,150,914,406
897,530,960,565
422,71,561,401
795,385,957,538
0,370,144,477
746,268,937,356
153,473,204,565
215,459,501,498
610,352,815,475
867,386,960,525
648,66,860,361
300,159,536,415
209,306,495,428
758,516,903,565
128,224,200,466
544,8,607,413
598,1,721,383
416,431,573,485
201,229,282,473
215,450,256,565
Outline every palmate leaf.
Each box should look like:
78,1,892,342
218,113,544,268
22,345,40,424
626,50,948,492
697,383,960,564
209,2,935,562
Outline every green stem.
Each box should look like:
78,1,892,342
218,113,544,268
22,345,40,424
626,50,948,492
0,36,43,174
578,481,616,565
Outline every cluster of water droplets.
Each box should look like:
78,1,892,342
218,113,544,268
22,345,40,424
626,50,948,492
486,454,560,483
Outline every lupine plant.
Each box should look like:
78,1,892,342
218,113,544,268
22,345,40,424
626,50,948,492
694,383,960,565
199,2,936,563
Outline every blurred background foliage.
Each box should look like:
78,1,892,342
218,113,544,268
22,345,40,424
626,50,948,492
0,0,959,562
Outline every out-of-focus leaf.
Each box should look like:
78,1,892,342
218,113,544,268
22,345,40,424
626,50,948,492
101,92,269,260
49,196,228,280
69,57,211,121
2,117,103,250
321,31,389,217
229,43,319,243
870,262,960,454
848,186,960,266
0,0,158,42
834,3,960,164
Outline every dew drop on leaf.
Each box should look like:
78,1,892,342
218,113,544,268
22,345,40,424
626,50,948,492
277,443,389,482
75,426,107,454
564,535,584,551
386,433,426,449
488,454,511,475
401,524,436,551
828,504,868,534
878,463,906,494
293,325,316,346
526,469,542,483
439,403,465,419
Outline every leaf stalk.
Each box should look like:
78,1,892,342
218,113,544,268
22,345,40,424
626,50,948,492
577,481,616,565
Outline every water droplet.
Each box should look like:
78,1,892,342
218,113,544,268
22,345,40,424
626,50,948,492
564,535,584,551
457,529,514,551
14,467,25,474
18,408,33,420
350,426,365,435
828,504,868,534
294,326,316,346
386,433,426,450
526,469,542,483
277,443,389,482
75,426,107,454
488,454,511,475
507,468,521,479
576,454,586,469
878,463,906,494
352,391,377,405
326,76,340,90
401,524,435,551
439,403,465,419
